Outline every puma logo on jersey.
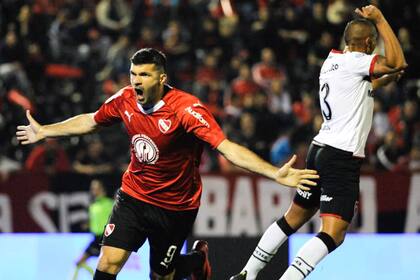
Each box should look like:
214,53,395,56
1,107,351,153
124,110,134,122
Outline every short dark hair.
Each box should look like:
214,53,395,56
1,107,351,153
344,18,378,45
130,48,167,72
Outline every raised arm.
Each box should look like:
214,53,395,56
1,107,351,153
16,110,99,145
372,70,404,90
356,5,407,76
216,139,318,190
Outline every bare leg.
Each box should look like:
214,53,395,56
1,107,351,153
284,203,319,229
96,245,131,274
320,216,349,245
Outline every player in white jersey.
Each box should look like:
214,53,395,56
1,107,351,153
230,5,407,280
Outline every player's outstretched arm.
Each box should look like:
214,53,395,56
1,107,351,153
16,110,99,145
217,139,318,190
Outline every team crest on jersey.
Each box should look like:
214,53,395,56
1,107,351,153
158,119,171,133
132,134,159,164
104,224,115,237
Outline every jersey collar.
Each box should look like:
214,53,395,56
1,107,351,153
137,100,166,114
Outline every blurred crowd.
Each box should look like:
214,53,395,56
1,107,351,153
1,0,419,181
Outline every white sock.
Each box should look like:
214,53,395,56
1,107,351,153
279,236,329,280
243,222,289,280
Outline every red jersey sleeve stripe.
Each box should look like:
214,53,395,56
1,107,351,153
369,54,379,76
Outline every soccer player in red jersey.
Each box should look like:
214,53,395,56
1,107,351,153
16,48,319,280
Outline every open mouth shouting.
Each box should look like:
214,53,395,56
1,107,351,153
135,87,145,102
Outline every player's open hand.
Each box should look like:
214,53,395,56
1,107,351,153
355,5,384,24
16,110,44,145
275,155,319,191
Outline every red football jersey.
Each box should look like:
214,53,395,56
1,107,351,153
94,85,226,210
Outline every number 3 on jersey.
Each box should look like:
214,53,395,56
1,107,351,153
320,83,332,120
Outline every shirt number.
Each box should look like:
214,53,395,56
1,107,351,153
320,83,332,120
160,245,177,268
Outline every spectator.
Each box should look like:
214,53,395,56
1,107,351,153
194,52,222,101
408,145,420,172
0,29,32,93
375,130,405,171
252,48,285,91
1,1,419,174
267,78,292,115
231,63,260,99
24,138,71,174
95,0,131,40
135,25,162,51
400,100,420,153
73,138,114,176
193,17,220,52
73,178,114,279
96,34,133,81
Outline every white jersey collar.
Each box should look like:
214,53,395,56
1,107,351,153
137,100,165,114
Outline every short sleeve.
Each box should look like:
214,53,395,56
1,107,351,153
180,102,226,149
346,52,378,77
94,91,123,126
